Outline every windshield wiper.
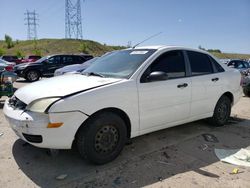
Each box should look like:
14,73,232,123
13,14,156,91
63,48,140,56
82,72,105,78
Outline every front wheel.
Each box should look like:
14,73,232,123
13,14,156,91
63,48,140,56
77,112,127,165
25,70,40,82
209,95,231,127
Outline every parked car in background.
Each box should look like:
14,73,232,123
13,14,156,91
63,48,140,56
20,55,42,63
227,59,250,72
4,46,242,164
0,55,22,64
220,59,230,64
227,60,250,97
54,57,98,76
14,54,88,81
0,59,16,71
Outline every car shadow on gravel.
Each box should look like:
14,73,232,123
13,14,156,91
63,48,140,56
12,117,250,188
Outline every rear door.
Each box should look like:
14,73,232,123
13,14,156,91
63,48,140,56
62,55,76,66
186,51,225,118
138,50,191,133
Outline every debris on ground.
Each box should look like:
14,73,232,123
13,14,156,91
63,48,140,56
231,168,240,174
215,148,250,167
157,161,175,166
199,144,208,151
0,132,3,137
162,151,170,159
158,177,163,182
56,174,67,180
131,180,137,184
113,177,122,186
202,134,219,143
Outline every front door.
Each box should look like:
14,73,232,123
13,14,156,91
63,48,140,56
138,50,191,133
43,55,63,76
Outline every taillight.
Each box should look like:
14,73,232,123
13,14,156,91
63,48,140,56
5,65,13,72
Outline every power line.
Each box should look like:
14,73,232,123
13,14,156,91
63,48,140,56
65,0,83,39
24,10,39,40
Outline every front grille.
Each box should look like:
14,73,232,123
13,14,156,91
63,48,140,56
23,133,43,143
9,96,27,110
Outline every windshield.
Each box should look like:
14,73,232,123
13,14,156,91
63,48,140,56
243,61,250,68
82,49,156,78
0,59,8,64
35,56,49,63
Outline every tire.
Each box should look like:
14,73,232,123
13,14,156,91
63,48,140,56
77,112,127,165
243,87,250,97
25,70,40,82
209,95,231,127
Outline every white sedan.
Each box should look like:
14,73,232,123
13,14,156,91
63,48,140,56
4,46,242,164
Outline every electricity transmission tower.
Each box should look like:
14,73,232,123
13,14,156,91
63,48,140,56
65,0,83,39
24,10,38,40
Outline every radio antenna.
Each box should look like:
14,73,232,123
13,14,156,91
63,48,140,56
132,32,162,49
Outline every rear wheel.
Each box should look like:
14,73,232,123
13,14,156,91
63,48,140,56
77,112,127,165
209,95,231,127
25,70,40,82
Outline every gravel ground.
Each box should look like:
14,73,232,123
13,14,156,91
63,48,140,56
0,79,249,188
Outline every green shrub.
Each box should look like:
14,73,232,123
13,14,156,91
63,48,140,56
15,50,25,58
0,48,5,56
4,34,14,49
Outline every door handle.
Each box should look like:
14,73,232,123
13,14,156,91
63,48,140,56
177,83,188,88
211,78,219,82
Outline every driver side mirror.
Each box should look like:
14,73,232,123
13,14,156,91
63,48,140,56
146,71,168,82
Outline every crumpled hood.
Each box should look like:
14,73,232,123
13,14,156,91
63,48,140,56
15,74,122,104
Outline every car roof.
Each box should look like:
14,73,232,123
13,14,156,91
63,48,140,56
133,45,206,52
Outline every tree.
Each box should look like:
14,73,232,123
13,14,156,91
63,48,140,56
32,40,42,56
79,43,88,53
15,50,25,58
4,34,14,48
32,49,42,56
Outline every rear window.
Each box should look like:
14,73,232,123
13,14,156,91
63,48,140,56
187,51,213,76
209,56,225,72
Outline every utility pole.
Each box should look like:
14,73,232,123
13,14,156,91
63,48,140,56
25,10,38,40
65,0,83,39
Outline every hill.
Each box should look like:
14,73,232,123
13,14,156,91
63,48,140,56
0,39,249,60
0,39,124,57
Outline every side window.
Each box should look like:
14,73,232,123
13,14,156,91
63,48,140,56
237,61,244,68
228,61,236,68
187,51,213,76
143,50,186,80
74,56,85,63
62,56,74,64
243,61,250,68
209,56,225,73
48,56,61,64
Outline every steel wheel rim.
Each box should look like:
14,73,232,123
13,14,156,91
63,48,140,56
28,71,38,81
217,103,228,121
94,125,119,154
